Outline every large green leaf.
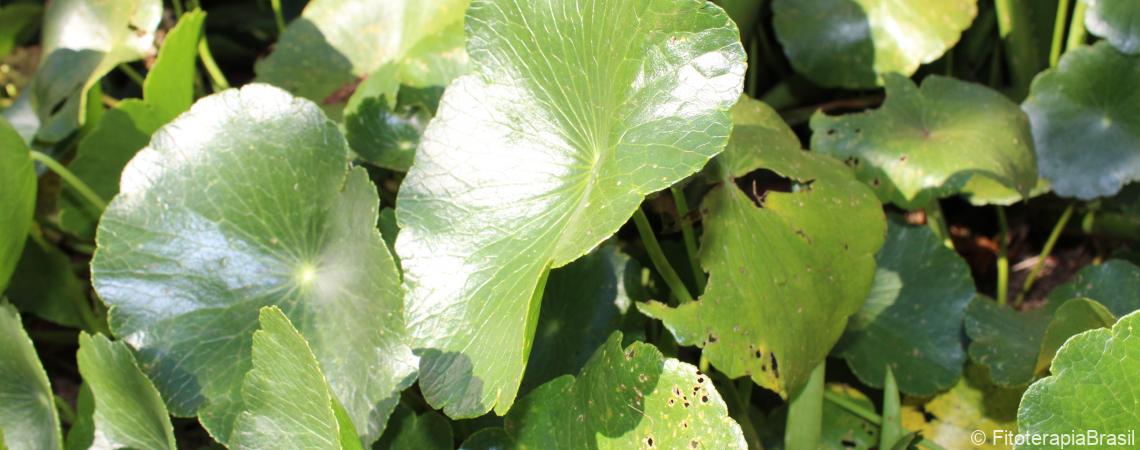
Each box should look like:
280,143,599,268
90,84,415,445
6,234,89,328
31,0,161,142
1084,0,1140,55
521,244,642,394
502,333,746,449
1033,298,1115,376
230,307,362,450
0,118,34,292
640,98,885,397
0,301,62,450
396,0,745,418
1017,311,1140,445
1022,42,1140,199
771,0,977,88
811,74,1037,209
835,220,975,396
75,333,176,450
1044,259,1140,317
255,0,468,105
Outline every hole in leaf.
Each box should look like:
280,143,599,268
734,169,793,207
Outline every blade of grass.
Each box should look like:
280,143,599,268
671,186,704,294
879,367,901,450
822,391,948,450
996,206,1010,305
784,360,824,450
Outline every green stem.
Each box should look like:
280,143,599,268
716,375,764,450
30,151,107,210
747,36,760,98
994,0,1043,99
1065,0,1088,52
117,63,145,87
1014,203,1075,307
1049,0,1072,67
996,206,1011,306
822,391,948,450
170,0,184,17
633,208,695,304
671,186,704,294
925,200,954,249
198,36,231,92
54,395,76,425
784,360,824,450
270,0,287,35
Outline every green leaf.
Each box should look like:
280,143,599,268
1044,259,1140,317
255,0,469,105
64,385,95,450
640,98,885,397
521,244,642,394
1017,311,1140,444
0,3,42,59
964,297,1058,387
503,333,746,449
810,74,1037,209
459,428,515,450
230,307,362,450
0,118,35,292
0,301,62,450
6,234,89,328
771,0,977,88
31,0,161,142
1083,0,1140,55
142,9,206,123
902,365,1021,450
59,100,163,238
396,0,745,418
1033,298,1115,376
376,405,453,450
75,333,176,450
1023,41,1140,199
344,81,440,171
836,220,975,396
90,85,415,445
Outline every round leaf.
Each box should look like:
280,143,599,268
0,118,35,292
396,0,745,418
836,220,975,396
1022,42,1140,199
811,74,1037,209
90,85,414,445
1045,258,1140,317
640,98,885,397
771,0,976,88
1084,0,1140,55
964,297,1058,387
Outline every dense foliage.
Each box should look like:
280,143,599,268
1,0,1139,449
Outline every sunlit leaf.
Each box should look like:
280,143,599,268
1033,298,1115,376
0,118,34,292
76,333,176,450
396,0,745,417
0,301,62,450
901,365,1021,449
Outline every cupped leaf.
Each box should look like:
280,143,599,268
7,234,89,328
901,365,1021,449
771,0,977,88
255,0,468,106
76,333,176,450
1023,42,1140,199
521,244,643,394
503,333,746,449
640,98,885,397
0,118,35,292
0,301,62,450
836,219,975,396
230,307,363,450
396,0,745,418
1083,0,1140,55
1033,298,1115,376
90,84,415,445
811,74,1037,209
344,80,441,171
31,0,161,142
1017,311,1140,445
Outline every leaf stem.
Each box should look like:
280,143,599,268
171,0,184,17
270,0,286,35
671,186,704,294
118,63,146,87
1014,202,1075,307
925,200,954,249
54,395,76,425
198,36,231,92
822,391,948,450
1049,0,1072,67
1065,0,1088,52
633,208,694,304
996,206,1010,306
29,151,107,210
784,360,824,450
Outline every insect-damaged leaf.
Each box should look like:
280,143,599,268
811,74,1037,209
90,85,415,445
75,333,176,450
771,0,976,88
640,98,885,397
503,333,746,449
0,301,62,450
396,0,745,417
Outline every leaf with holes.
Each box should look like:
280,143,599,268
811,74,1037,209
502,333,746,449
771,0,976,88
395,0,745,418
640,97,885,397
90,85,415,445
